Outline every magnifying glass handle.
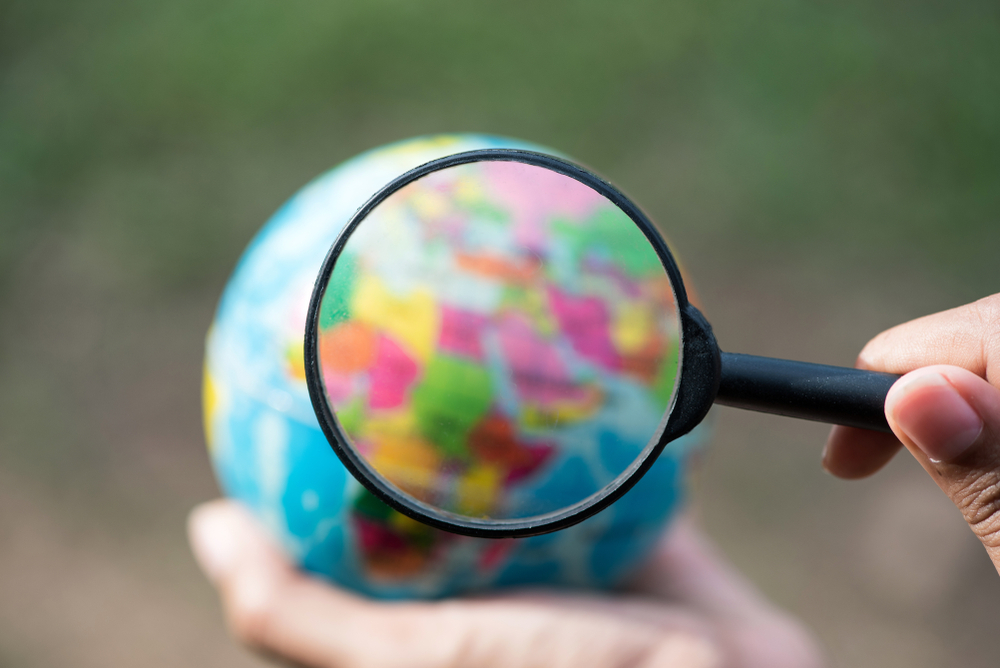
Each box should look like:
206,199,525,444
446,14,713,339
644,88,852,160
715,352,901,433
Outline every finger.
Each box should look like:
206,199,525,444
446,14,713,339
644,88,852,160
822,425,902,479
481,589,710,634
189,501,719,668
189,500,382,667
635,635,722,668
188,499,292,585
628,516,775,618
855,294,1000,378
822,294,1000,478
487,589,821,668
885,365,1000,572
628,518,825,668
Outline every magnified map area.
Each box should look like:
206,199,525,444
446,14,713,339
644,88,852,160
318,160,682,522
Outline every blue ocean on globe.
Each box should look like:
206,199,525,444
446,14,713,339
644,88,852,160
203,134,707,599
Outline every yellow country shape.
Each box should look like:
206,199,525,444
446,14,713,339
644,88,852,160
523,287,558,336
411,189,451,220
455,464,502,518
521,385,603,428
202,364,219,452
389,511,428,535
285,341,307,381
367,424,441,503
612,301,654,355
454,173,486,205
352,274,439,362
361,408,420,440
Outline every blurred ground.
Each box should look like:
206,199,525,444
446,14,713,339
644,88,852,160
1,1,999,666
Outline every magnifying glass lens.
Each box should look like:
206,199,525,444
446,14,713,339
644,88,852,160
316,159,681,524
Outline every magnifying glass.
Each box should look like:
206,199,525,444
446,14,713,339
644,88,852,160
304,149,899,539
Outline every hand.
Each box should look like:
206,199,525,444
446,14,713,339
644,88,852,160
188,501,822,668
824,294,1000,572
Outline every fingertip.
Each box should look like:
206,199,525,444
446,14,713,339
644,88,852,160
189,500,244,583
886,365,999,464
224,556,290,649
727,617,826,668
188,500,288,584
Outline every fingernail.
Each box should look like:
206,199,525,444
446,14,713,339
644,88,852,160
889,371,984,463
189,505,239,582
820,435,832,473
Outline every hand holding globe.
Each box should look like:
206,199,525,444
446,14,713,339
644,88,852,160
188,501,822,667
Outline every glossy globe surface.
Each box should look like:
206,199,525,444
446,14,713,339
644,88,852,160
203,135,706,598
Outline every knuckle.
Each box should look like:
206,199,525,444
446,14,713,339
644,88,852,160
431,602,555,668
377,601,473,668
951,470,1000,549
857,332,892,371
971,293,1000,323
226,599,272,648
223,574,283,648
970,296,1000,372
435,602,511,668
969,297,1000,342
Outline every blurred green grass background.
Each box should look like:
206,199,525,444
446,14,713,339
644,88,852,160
3,0,998,290
1,1,999,666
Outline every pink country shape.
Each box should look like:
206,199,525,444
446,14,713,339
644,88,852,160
483,161,608,250
368,335,420,410
322,369,355,404
438,305,488,361
497,314,587,405
547,286,621,371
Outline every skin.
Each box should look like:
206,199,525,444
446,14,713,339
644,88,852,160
188,504,823,668
824,293,1000,573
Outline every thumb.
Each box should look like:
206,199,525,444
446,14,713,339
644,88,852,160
886,365,1000,571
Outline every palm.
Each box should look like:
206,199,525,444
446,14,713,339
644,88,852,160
189,502,821,668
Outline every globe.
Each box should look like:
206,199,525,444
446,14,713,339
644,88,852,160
203,134,707,599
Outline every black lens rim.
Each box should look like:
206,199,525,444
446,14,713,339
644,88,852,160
304,149,719,538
